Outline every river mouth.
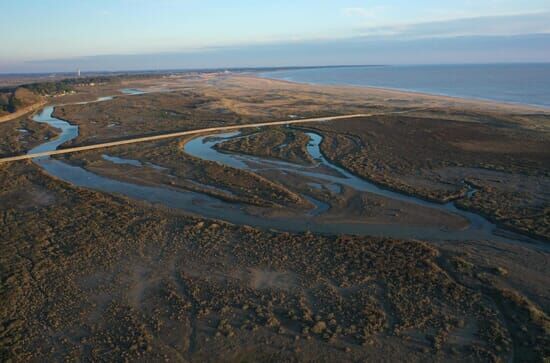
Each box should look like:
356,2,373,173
27,93,545,246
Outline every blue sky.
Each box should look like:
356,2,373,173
1,0,550,72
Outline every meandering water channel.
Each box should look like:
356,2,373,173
28,92,545,247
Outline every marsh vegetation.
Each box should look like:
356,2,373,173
1,162,548,362
1,74,549,362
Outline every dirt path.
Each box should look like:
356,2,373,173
0,101,47,124
0,113,373,163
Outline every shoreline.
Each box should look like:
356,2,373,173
0,100,47,123
255,71,550,113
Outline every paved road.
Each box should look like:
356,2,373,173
0,113,372,163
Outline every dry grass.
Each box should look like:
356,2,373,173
2,162,546,361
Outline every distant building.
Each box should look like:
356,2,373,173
77,69,81,77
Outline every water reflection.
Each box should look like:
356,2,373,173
27,96,544,246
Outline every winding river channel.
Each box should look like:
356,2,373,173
28,91,545,248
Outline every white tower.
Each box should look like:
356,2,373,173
77,69,81,77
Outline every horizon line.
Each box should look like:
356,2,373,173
2,62,550,77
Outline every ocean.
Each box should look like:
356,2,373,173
259,64,550,108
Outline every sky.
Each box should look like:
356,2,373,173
1,0,550,73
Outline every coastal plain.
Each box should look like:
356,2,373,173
1,73,549,362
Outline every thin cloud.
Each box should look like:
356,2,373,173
355,12,550,39
11,33,549,73
341,6,386,19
